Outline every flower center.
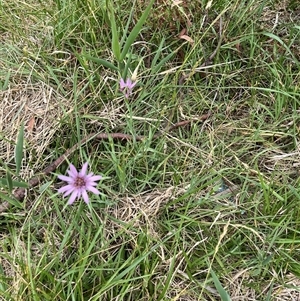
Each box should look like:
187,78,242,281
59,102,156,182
74,177,86,188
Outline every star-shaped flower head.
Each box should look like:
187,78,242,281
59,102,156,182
57,162,102,205
119,78,136,98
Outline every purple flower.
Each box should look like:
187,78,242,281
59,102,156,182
57,162,102,205
120,78,136,98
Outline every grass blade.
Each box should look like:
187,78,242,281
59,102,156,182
151,49,177,74
262,32,299,64
120,0,155,61
108,6,121,61
0,191,22,208
211,270,231,301
82,54,118,71
14,123,24,175
0,178,28,188
5,170,13,193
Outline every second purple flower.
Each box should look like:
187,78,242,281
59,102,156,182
120,78,136,98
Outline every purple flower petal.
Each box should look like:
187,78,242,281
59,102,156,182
87,186,100,195
120,78,126,89
86,182,98,187
119,78,136,98
127,79,136,89
88,175,102,182
58,185,73,194
68,191,78,205
62,185,76,196
79,162,88,176
82,190,89,204
57,175,73,182
68,164,78,177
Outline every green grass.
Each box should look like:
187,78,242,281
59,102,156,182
0,0,300,300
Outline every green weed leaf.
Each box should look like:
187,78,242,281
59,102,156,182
151,50,176,74
120,0,155,61
109,7,121,61
0,70,10,91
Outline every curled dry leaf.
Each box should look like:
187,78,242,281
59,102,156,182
27,117,35,132
178,28,194,44
180,34,194,44
179,28,187,36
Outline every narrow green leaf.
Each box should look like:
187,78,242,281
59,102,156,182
265,282,274,301
120,3,135,46
262,254,273,266
151,38,165,69
0,70,10,91
39,181,53,193
0,191,23,208
120,0,155,60
122,51,132,79
0,264,8,292
0,178,28,188
262,32,299,64
82,54,118,71
109,8,121,60
211,270,231,301
151,50,176,74
5,170,13,193
15,123,24,175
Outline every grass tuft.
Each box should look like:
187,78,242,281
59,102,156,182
1,0,300,300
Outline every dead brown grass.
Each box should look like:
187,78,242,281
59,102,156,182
105,186,187,240
227,270,300,301
1,0,300,300
0,80,72,180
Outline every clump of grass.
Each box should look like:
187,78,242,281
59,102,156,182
1,0,300,300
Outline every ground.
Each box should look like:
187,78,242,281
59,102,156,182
0,0,300,300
